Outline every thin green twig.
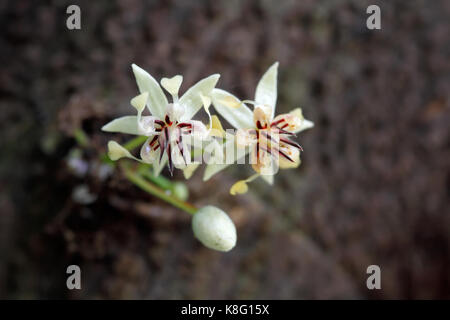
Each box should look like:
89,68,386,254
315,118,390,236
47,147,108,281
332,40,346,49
120,161,197,215
123,135,148,151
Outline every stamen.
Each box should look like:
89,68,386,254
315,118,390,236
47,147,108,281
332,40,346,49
273,127,295,136
154,119,165,126
159,140,165,162
256,121,264,130
167,143,174,176
256,130,260,162
177,123,192,128
276,147,295,163
165,115,172,125
260,130,277,144
280,138,303,151
176,130,187,165
149,135,159,147
271,118,285,126
159,127,169,163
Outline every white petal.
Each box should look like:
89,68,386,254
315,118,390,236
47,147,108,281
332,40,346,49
171,140,189,169
261,174,274,185
255,62,278,119
140,137,159,163
186,120,209,140
102,116,141,135
199,93,211,109
211,88,253,129
132,64,168,119
107,141,141,162
130,92,148,113
297,119,314,132
289,108,314,133
102,116,160,136
139,116,162,135
203,163,230,181
161,75,183,99
178,74,220,122
153,152,168,176
182,163,200,179
203,138,249,181
167,103,185,121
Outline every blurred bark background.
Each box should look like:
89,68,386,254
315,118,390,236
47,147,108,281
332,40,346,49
0,0,449,299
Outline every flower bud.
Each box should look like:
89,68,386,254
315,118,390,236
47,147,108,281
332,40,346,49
192,206,237,252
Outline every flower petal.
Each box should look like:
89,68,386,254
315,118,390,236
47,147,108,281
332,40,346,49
102,116,160,136
253,107,271,129
297,119,314,132
107,141,140,162
236,128,257,147
200,93,213,133
203,163,230,181
140,137,160,163
278,145,301,169
211,88,253,129
250,143,279,176
178,74,220,122
132,64,168,119
230,180,249,195
130,92,148,114
102,116,141,135
182,163,200,179
203,138,249,181
288,108,314,133
167,103,185,121
208,115,226,138
255,62,278,119
152,152,168,176
160,75,183,99
184,120,209,141
260,174,274,185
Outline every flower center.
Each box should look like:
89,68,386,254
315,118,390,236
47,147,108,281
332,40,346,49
146,113,193,175
251,117,303,167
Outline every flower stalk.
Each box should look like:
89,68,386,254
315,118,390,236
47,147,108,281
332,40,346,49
120,161,197,215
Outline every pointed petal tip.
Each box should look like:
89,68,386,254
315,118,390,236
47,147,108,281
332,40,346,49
101,123,113,132
208,73,221,84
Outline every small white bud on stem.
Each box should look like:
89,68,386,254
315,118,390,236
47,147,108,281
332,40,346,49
192,206,237,252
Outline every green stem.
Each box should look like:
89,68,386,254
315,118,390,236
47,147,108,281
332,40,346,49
138,166,173,190
123,135,148,151
120,162,197,215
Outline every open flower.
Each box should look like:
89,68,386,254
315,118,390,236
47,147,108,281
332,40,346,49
206,62,314,194
102,64,219,176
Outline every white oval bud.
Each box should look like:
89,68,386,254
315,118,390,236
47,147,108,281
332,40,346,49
192,206,237,252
